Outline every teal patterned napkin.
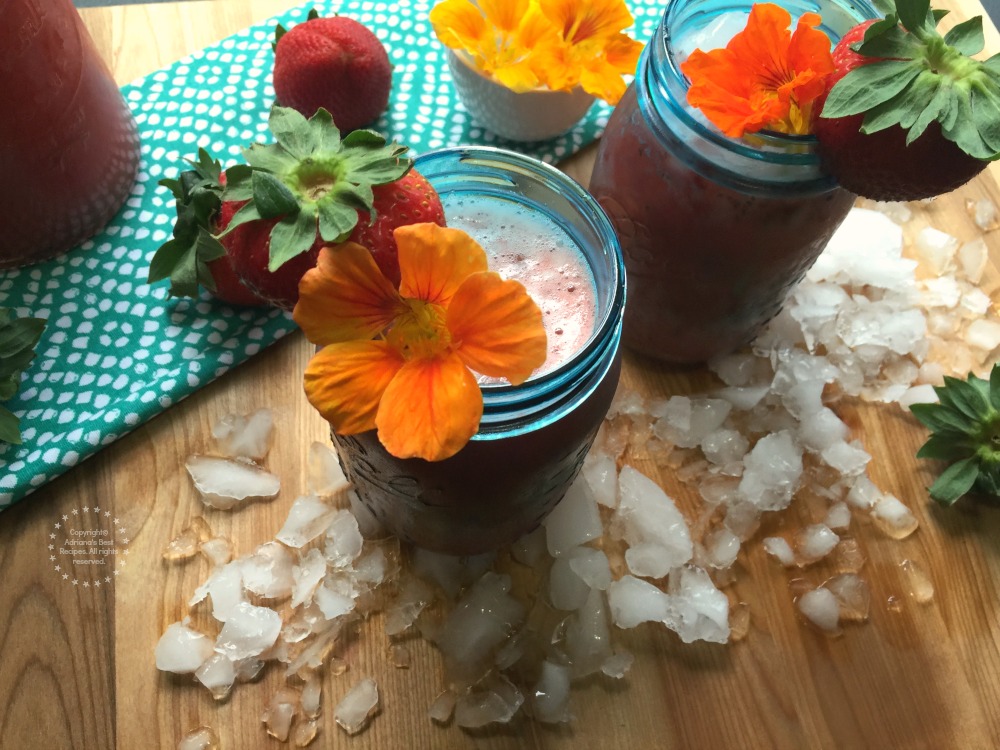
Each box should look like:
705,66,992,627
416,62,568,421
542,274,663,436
0,0,662,509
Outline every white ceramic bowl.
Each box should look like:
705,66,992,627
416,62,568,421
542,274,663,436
446,50,595,142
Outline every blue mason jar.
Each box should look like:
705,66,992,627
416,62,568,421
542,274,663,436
589,0,880,364
332,147,626,555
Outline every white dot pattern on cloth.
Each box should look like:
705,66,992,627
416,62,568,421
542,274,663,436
0,0,660,509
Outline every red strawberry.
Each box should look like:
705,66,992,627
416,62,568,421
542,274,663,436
814,0,997,202
217,106,444,309
273,10,392,132
149,150,266,306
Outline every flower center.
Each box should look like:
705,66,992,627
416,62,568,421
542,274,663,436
389,299,453,360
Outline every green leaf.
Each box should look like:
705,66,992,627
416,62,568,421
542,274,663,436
269,106,315,160
317,196,360,243
856,24,924,60
147,238,186,284
916,434,974,461
308,108,342,154
943,16,985,56
907,81,950,143
242,143,297,175
990,363,1000,411
896,0,932,36
970,84,1000,153
222,165,255,201
0,405,21,445
928,456,980,504
938,375,991,419
253,170,300,219
218,201,264,238
0,317,46,360
942,87,996,159
821,60,923,118
910,402,975,433
342,129,388,147
932,8,950,23
268,204,318,271
861,74,936,134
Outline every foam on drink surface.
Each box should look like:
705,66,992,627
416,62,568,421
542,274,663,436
444,198,598,381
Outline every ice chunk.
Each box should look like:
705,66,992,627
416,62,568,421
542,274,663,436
325,509,364,568
614,465,693,578
163,517,212,560
291,548,327,608
215,601,283,660
531,661,572,724
549,553,590,611
212,408,274,461
185,455,280,510
385,575,434,636
177,727,219,750
262,686,299,741
701,428,749,467
565,588,614,677
738,431,803,510
568,547,612,590
510,526,547,567
900,559,935,603
195,653,236,700
966,198,999,230
794,524,839,565
914,226,959,275
601,649,635,679
797,587,840,633
871,495,919,539
436,573,524,682
155,621,214,674
702,527,740,569
193,560,245,621
824,502,852,531
241,542,295,600
821,440,870,477
582,450,618,508
898,384,938,409
454,674,523,728
315,577,358,621
825,573,870,621
543,476,603,556
958,237,988,283
665,565,730,644
653,396,732,448
307,441,350,496
428,690,457,724
607,575,672,628
966,319,1000,352
797,407,850,452
809,208,911,288
301,670,322,719
762,537,795,566
845,475,882,510
276,495,337,548
199,537,233,567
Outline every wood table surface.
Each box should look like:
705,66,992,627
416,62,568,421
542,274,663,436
3,1,1000,748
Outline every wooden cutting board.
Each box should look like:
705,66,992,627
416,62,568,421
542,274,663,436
1,1,999,748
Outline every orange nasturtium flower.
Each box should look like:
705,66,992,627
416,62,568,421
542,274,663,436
680,3,834,137
294,223,548,462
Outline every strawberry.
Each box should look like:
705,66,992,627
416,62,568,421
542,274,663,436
814,0,998,201
218,106,445,309
149,150,266,306
273,9,392,132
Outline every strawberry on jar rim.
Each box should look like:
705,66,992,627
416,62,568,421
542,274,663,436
273,9,393,132
815,0,999,202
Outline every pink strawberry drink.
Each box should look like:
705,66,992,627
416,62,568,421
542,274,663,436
0,0,139,268
331,147,625,555
588,0,879,364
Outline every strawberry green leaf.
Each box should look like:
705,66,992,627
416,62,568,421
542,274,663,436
821,60,923,118
856,24,923,60
928,456,979,504
268,204,318,271
932,8,949,22
268,106,315,160
318,196,363,243
910,402,975,433
308,108,341,153
147,238,187,284
861,73,937,134
223,165,255,201
220,201,264,238
253,171,300,219
990,364,1000,411
938,375,991,419
907,82,950,143
896,0,932,37
916,434,973,461
970,86,1000,153
943,16,985,56
0,406,21,445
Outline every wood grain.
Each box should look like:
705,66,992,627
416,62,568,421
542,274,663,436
1,1,1000,748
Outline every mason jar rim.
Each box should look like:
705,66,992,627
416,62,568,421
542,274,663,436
414,146,625,437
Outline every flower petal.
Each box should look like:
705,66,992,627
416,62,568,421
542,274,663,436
429,0,488,51
304,340,404,435
396,223,489,308
478,0,531,34
293,243,403,346
376,353,483,461
539,0,634,44
447,271,547,385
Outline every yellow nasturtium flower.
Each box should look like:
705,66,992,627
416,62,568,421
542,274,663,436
294,223,547,462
